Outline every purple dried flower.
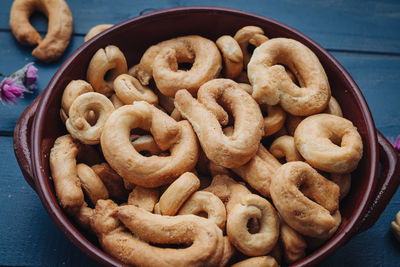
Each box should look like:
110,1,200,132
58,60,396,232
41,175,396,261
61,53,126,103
0,78,25,104
0,62,38,104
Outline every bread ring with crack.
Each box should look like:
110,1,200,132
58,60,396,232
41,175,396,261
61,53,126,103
114,74,158,105
248,38,330,116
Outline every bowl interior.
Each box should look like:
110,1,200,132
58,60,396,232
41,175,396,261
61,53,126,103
31,7,378,266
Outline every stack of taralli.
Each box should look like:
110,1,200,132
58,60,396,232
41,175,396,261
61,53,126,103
49,25,363,266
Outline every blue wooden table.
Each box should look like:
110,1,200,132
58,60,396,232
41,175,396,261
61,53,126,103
1,0,400,266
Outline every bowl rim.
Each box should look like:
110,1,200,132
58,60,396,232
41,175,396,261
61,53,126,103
30,6,378,267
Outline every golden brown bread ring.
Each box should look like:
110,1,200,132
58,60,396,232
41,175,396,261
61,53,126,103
92,201,224,267
134,35,222,96
270,135,304,162
87,45,128,96
261,104,287,136
127,186,160,212
294,114,363,173
231,256,278,267
280,220,307,264
113,74,158,105
130,134,162,155
329,173,351,201
84,24,113,42
178,191,227,230
216,35,243,79
66,92,115,145
270,161,341,238
233,26,269,68
76,163,109,205
9,0,73,62
175,79,264,168
158,172,200,216
100,101,199,187
248,38,331,116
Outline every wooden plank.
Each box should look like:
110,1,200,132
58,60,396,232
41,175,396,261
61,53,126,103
1,0,399,54
0,136,97,266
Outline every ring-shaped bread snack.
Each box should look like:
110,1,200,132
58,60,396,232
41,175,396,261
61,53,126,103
175,79,264,168
294,114,363,173
248,38,331,116
133,35,222,96
84,24,113,42
76,163,109,205
178,191,227,230
329,173,351,201
9,0,73,62
260,104,287,136
158,172,200,216
89,200,225,267
100,101,199,188
66,92,115,145
270,161,340,238
127,186,160,212
130,134,162,155
113,74,158,105
233,26,269,68
227,193,280,256
270,135,304,162
87,45,128,96
231,256,278,267
216,35,243,79
280,220,307,264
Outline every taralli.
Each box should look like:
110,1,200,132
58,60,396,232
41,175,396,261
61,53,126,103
113,74,158,105
238,83,253,95
91,163,129,201
220,236,236,267
175,79,263,168
84,24,113,42
158,172,200,216
133,35,222,96
66,92,115,145
232,144,281,197
270,135,304,162
270,161,341,238
231,256,278,267
87,45,128,96
130,134,162,155
329,173,351,201
74,203,94,231
280,221,307,264
90,201,225,266
9,0,73,62
109,94,125,109
76,163,109,205
178,191,227,230
248,38,331,116
100,101,199,187
294,114,363,173
261,104,287,136
216,35,243,79
49,134,84,212
127,186,159,212
233,26,269,68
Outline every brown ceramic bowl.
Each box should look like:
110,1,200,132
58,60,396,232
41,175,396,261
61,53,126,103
13,6,400,267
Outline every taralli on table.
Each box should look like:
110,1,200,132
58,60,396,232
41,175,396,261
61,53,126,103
248,38,331,116
294,114,363,173
91,163,129,201
100,101,199,187
216,35,243,79
91,201,225,267
178,191,227,230
133,35,222,96
66,92,115,145
9,0,73,62
270,135,304,162
113,74,158,105
234,26,269,68
270,161,341,238
175,79,264,168
158,172,200,216
231,256,278,267
127,186,159,212
84,24,113,42
76,163,109,205
87,45,128,96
